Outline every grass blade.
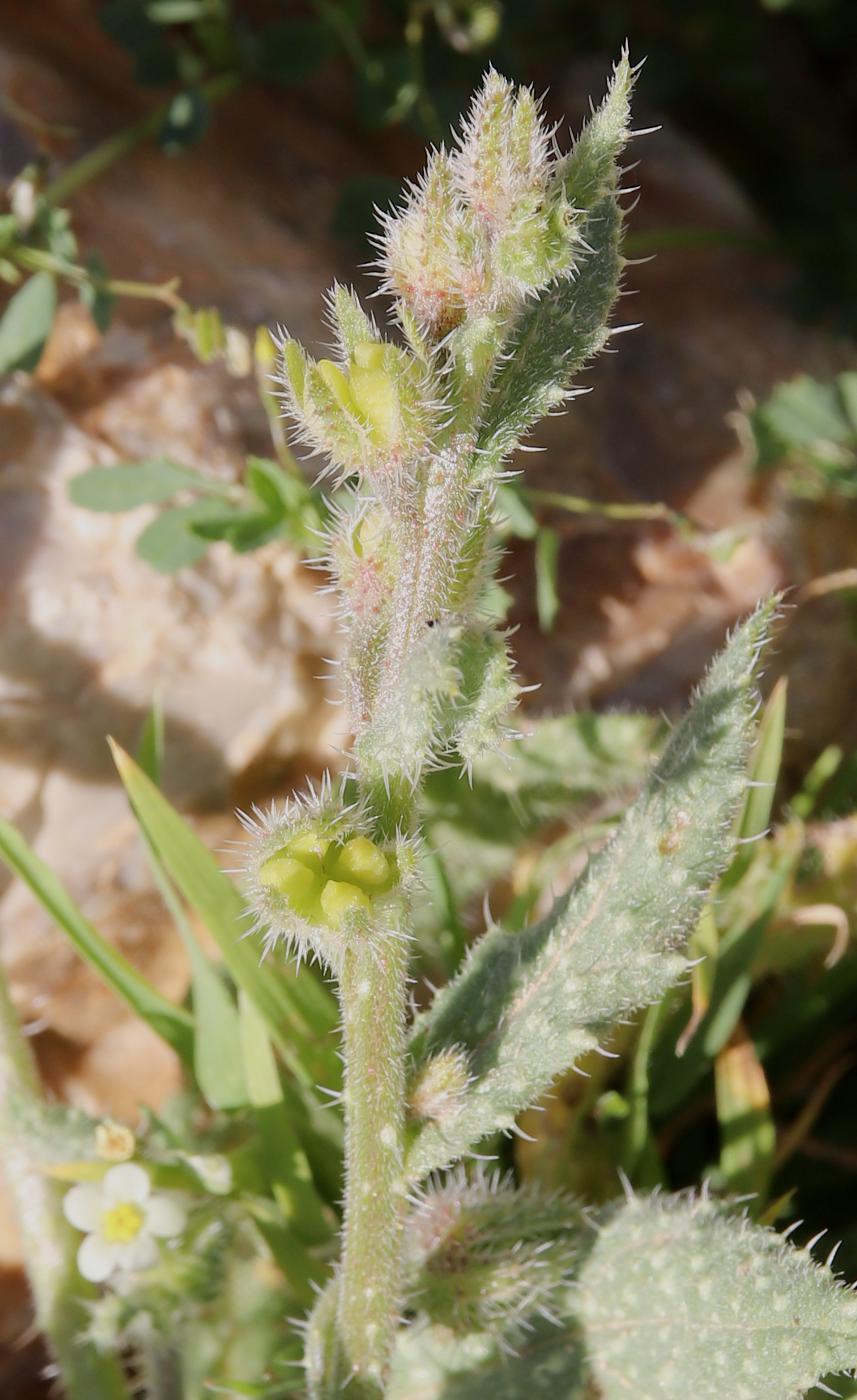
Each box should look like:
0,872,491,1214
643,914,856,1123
0,818,193,1063
109,742,340,1088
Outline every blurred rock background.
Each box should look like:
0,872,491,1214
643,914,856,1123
1,0,855,1391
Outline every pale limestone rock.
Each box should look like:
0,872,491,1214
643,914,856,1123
0,373,340,1129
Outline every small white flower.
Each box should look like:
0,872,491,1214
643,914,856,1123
63,1163,186,1284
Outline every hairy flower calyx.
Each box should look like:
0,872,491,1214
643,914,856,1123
281,334,436,477
258,827,398,930
380,70,583,343
241,784,419,970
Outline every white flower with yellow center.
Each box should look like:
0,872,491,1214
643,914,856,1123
62,1163,186,1283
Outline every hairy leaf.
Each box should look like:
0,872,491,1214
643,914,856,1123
477,194,623,467
560,49,635,214
407,602,776,1177
388,1323,587,1400
578,1193,857,1400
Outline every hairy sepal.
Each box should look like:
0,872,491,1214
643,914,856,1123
452,630,519,774
279,331,441,489
328,283,381,360
404,1171,584,1346
305,1275,348,1398
406,601,777,1178
240,783,418,975
578,1192,857,1400
352,623,462,790
329,496,397,726
477,190,623,469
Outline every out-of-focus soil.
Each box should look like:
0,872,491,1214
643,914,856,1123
1,4,855,1391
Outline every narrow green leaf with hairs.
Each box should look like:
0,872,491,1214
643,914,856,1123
407,601,777,1178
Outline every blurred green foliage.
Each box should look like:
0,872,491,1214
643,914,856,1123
750,372,857,499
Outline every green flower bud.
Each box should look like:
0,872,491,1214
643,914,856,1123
320,879,373,926
329,835,393,891
286,829,331,874
257,853,321,919
241,785,417,970
404,1173,583,1344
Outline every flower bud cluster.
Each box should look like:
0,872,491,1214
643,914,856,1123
270,64,632,821
379,70,578,341
241,783,418,970
279,286,440,495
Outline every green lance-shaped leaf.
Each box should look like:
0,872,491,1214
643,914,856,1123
109,742,340,1089
476,55,635,468
477,192,623,468
578,1192,857,1400
406,601,776,1178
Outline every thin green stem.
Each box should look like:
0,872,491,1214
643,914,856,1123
0,968,130,1400
404,2,443,142
0,91,76,139
41,73,240,209
14,245,187,311
337,923,410,1395
523,486,692,533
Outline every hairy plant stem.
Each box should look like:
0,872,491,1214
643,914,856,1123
335,420,490,1386
0,967,130,1400
336,912,410,1394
